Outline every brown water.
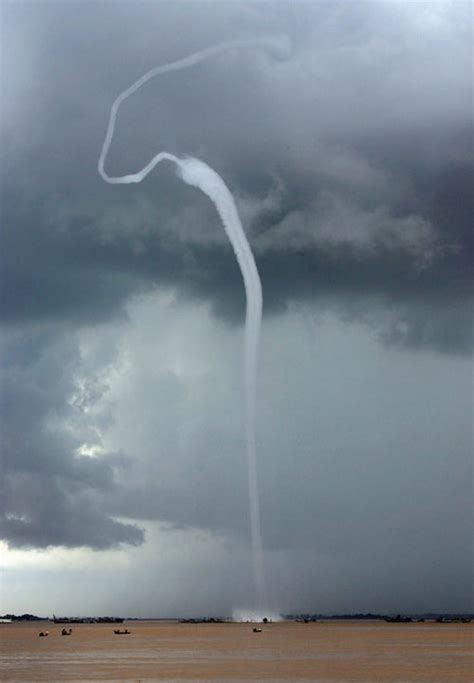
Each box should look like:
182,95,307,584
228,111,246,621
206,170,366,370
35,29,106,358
0,620,472,682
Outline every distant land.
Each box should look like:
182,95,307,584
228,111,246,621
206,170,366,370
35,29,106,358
0,614,44,622
0,614,122,623
1,612,473,623
284,613,473,623
176,613,473,624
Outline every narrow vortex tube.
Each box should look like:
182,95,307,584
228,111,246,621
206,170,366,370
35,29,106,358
98,41,273,608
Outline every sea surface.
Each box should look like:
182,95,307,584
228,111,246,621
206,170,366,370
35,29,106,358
0,619,472,682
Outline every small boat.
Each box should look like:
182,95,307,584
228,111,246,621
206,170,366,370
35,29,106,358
38,631,49,637
253,627,262,633
61,628,72,636
114,628,130,635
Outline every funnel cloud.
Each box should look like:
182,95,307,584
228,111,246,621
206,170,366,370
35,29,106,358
98,42,278,608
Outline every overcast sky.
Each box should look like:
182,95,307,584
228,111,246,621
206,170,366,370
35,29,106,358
1,0,472,618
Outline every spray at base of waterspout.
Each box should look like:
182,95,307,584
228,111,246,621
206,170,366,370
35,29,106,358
232,608,283,623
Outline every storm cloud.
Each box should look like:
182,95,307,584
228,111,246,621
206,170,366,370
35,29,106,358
1,0,472,615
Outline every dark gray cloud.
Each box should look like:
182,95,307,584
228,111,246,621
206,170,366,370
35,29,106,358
0,0,472,613
2,0,472,351
0,328,144,549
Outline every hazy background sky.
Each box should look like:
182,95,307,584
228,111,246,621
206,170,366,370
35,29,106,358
1,0,472,617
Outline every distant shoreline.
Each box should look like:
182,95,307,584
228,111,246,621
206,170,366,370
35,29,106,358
2,612,473,624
